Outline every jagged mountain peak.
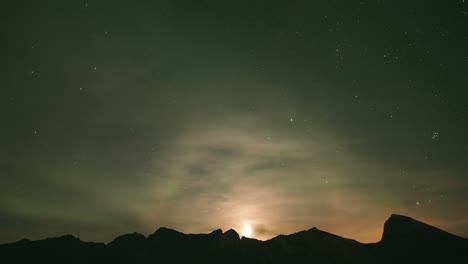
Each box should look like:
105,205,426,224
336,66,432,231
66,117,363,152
381,213,468,248
383,214,447,242
306,227,322,233
209,228,223,236
153,227,182,235
43,234,82,243
223,228,240,239
107,232,146,248
268,225,358,247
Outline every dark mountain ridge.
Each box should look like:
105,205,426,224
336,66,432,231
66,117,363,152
1,214,467,264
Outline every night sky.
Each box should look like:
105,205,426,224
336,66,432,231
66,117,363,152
2,0,468,244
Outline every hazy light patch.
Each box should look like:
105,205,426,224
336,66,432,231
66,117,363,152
132,118,395,242
242,223,253,237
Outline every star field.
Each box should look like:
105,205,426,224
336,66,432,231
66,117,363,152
1,0,468,244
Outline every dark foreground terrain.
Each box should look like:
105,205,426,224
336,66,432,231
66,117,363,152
1,214,467,264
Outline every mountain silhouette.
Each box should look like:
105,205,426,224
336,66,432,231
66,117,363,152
1,214,467,264
368,214,468,263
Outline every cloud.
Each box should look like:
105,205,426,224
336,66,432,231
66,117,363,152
130,116,390,241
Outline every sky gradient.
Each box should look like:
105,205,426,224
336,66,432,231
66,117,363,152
2,0,468,244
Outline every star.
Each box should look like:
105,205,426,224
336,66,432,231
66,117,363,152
2,0,468,245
